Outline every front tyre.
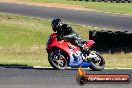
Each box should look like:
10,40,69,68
48,48,68,70
89,52,105,71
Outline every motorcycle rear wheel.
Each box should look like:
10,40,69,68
48,48,68,70
89,52,105,71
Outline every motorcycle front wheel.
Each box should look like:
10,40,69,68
48,48,68,70
89,52,105,71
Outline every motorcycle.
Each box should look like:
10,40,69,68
46,33,105,71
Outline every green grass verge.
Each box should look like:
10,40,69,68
0,13,93,67
103,53,132,68
25,0,132,14
0,13,132,68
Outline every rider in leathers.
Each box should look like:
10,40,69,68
51,18,90,60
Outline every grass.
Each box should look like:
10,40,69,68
103,53,132,68
0,13,52,66
24,0,132,14
0,13,132,68
0,13,93,67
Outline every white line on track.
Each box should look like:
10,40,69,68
33,66,132,69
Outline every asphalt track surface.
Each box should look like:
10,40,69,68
0,67,132,88
0,2,132,32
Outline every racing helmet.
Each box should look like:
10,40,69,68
51,18,62,32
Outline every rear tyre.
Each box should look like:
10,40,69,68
48,48,68,70
89,53,105,71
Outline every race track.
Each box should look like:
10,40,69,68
0,67,131,88
0,2,132,31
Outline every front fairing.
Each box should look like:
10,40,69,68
46,33,80,55
46,33,58,52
